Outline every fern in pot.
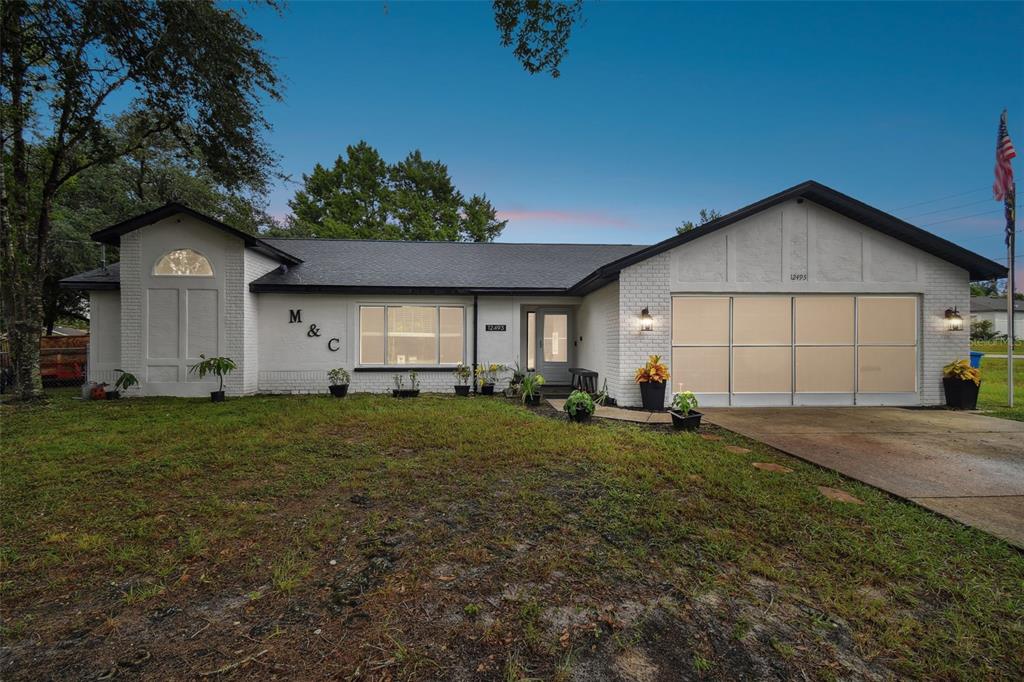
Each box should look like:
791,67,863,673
188,354,236,402
328,367,350,397
669,391,702,431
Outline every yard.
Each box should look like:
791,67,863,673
2,391,1022,680
974,355,1024,421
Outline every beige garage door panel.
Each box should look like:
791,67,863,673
795,296,855,345
796,346,855,393
671,347,729,394
672,297,729,346
733,297,791,345
858,346,917,393
732,346,792,393
858,297,917,345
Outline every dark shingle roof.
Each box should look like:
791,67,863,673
250,240,647,293
971,296,1024,313
59,263,120,290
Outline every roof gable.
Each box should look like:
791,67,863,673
91,202,302,266
576,181,1007,286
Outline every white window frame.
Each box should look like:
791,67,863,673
357,304,466,367
152,248,215,277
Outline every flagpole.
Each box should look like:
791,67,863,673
1008,181,1016,408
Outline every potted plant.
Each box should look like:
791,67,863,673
510,360,525,387
188,354,236,402
668,391,702,431
392,371,420,398
107,369,140,400
634,354,670,410
942,359,981,410
563,389,595,423
520,372,546,405
453,362,471,396
328,367,350,397
476,362,505,396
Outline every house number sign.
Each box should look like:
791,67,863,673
288,309,340,351
485,324,506,332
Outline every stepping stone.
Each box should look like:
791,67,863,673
817,486,864,505
699,433,722,441
752,462,793,473
724,445,750,454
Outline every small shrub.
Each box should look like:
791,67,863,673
634,354,670,384
943,359,980,385
188,355,236,393
113,369,140,393
671,390,699,416
520,372,545,402
453,362,472,385
327,367,350,386
564,390,595,417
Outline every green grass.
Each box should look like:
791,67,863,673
971,340,1024,355
2,390,1022,679
976,356,1024,421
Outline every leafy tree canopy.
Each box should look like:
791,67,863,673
284,142,507,242
676,208,722,235
493,0,585,78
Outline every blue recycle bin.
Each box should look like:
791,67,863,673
969,350,984,369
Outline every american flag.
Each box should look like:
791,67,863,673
995,109,1016,246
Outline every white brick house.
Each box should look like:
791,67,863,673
63,181,1006,407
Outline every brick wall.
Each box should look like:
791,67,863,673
118,231,143,382
920,257,970,405
239,251,281,394
257,368,473,395
616,253,672,407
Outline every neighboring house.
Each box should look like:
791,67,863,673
61,181,1006,408
970,296,1024,338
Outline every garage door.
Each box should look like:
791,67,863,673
671,295,918,407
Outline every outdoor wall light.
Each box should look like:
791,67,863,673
639,307,654,332
944,307,964,332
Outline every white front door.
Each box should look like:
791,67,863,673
536,308,571,383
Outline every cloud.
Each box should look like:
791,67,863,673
497,209,634,228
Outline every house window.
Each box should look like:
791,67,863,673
153,249,213,276
359,305,464,366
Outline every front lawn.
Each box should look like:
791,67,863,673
2,391,1022,680
976,356,1024,421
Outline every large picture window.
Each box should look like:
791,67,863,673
359,305,464,366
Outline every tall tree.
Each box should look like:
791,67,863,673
1,0,281,399
676,208,722,235
285,142,507,242
493,0,585,78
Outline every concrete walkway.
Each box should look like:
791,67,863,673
546,399,671,424
702,407,1024,549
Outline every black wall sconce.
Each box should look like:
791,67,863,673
944,307,964,332
639,307,654,332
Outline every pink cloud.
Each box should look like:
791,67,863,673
497,209,634,228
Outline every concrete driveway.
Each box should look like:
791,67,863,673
701,407,1024,548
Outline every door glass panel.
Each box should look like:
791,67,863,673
527,312,536,370
857,297,916,345
796,346,854,393
672,297,729,345
543,314,568,363
733,297,791,345
672,347,729,393
858,347,916,392
732,347,792,393
795,296,854,345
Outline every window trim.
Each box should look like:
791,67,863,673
357,304,466,368
152,248,215,277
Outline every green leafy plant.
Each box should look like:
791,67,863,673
671,391,699,416
520,372,545,403
188,355,236,393
510,359,525,385
112,369,140,393
563,390,595,418
943,359,981,385
327,367,350,386
475,362,507,387
454,362,472,385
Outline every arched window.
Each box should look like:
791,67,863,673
153,249,213,276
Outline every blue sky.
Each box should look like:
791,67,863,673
245,1,1022,276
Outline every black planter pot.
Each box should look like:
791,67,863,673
639,381,667,410
669,409,703,431
210,390,225,403
943,377,980,410
480,384,495,396
454,385,470,396
567,409,592,423
105,390,121,400
392,389,420,398
523,393,541,406
329,384,349,398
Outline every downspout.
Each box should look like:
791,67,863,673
472,294,479,394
